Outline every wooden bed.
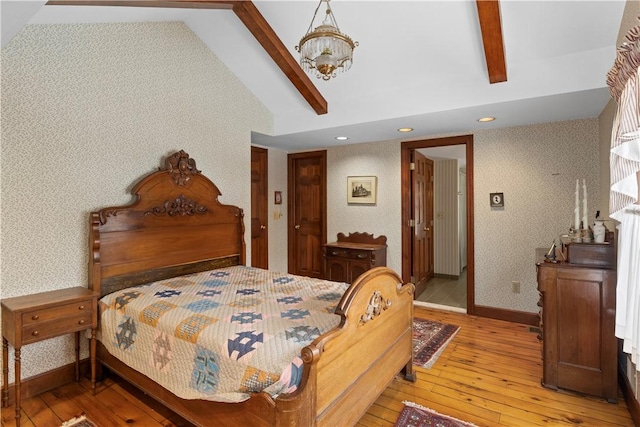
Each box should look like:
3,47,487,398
88,150,415,427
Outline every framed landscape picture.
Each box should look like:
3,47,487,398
347,176,377,204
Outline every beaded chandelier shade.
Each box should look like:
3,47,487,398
296,0,358,81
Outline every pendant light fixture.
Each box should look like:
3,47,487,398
296,0,358,81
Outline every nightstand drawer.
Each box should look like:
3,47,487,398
22,313,93,344
22,299,92,326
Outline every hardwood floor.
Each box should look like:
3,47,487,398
360,307,633,427
1,306,633,427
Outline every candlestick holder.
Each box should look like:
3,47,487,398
570,228,582,243
580,228,593,243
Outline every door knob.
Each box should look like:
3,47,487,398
260,225,266,230
294,225,300,229
424,227,430,231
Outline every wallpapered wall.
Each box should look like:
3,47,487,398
0,22,271,381
473,119,600,310
327,142,402,274
265,146,288,273
326,118,601,313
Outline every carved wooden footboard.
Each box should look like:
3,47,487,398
306,266,415,427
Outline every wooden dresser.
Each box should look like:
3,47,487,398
323,232,387,283
537,259,617,402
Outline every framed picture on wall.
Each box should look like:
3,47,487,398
347,176,377,204
490,192,504,207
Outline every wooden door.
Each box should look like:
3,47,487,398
287,151,327,278
412,151,434,297
251,146,268,269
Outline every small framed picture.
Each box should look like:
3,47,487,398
347,176,377,204
490,192,504,207
274,191,282,205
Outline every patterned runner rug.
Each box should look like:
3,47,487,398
60,414,96,427
394,401,477,427
413,317,460,368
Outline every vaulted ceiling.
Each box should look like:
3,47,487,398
1,0,627,151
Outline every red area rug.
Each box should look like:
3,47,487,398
394,401,477,427
413,318,459,368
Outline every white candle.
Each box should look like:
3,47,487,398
574,179,580,229
582,179,588,229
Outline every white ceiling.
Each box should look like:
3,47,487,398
1,0,626,151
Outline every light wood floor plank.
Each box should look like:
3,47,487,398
0,407,34,427
19,397,61,427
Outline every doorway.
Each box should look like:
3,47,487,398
401,135,475,314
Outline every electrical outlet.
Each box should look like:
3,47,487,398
512,281,521,293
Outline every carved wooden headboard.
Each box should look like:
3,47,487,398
89,150,246,298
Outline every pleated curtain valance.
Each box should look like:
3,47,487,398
607,16,640,221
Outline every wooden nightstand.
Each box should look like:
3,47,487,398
1,287,97,426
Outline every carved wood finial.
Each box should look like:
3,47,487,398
164,150,200,186
360,290,391,325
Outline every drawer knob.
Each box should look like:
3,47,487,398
78,305,85,310
357,254,367,259
78,319,86,325
31,314,39,321
31,331,39,337
331,251,339,256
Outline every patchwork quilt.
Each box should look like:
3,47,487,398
98,266,349,403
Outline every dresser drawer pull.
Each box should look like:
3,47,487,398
78,305,85,310
331,251,340,256
31,331,39,337
31,314,39,320
78,319,86,325
356,254,367,259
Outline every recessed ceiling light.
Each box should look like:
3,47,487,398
335,136,349,141
398,127,414,132
477,117,496,122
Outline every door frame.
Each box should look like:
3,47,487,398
401,135,475,314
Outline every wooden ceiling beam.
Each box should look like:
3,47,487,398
476,0,507,84
46,0,328,115
231,1,327,115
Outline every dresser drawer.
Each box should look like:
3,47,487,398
326,248,371,261
22,299,92,326
22,312,93,344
